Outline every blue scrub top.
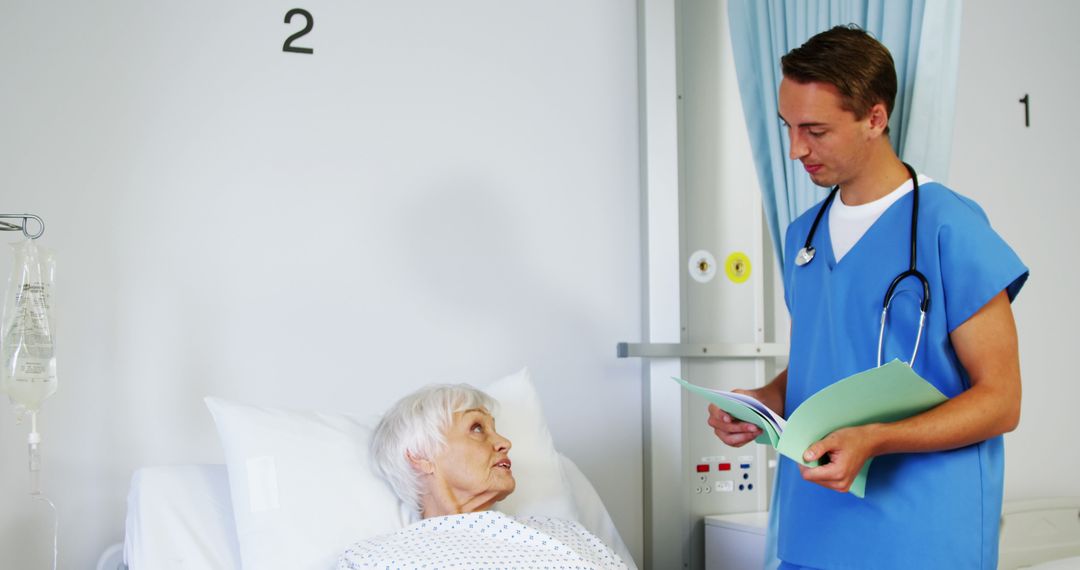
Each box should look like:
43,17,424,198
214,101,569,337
778,182,1028,570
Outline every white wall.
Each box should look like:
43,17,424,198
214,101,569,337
0,2,644,568
950,0,1080,501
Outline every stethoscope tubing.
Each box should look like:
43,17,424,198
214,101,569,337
796,162,930,368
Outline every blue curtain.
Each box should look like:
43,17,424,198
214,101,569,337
725,2,962,568
728,0,963,275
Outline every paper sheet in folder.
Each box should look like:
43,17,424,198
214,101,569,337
674,360,948,498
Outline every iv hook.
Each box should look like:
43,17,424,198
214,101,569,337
0,214,45,239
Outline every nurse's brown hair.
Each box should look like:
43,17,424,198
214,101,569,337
781,24,897,133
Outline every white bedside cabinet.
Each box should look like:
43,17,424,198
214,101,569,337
704,511,769,570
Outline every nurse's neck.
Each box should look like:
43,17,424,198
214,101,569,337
838,154,912,207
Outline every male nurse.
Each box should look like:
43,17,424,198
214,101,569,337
708,25,1027,569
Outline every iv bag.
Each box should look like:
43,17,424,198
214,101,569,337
1,239,57,415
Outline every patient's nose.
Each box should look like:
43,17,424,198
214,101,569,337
493,433,511,452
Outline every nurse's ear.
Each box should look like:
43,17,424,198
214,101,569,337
865,102,890,138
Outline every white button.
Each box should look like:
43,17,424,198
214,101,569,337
716,481,734,492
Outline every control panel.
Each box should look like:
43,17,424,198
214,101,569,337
693,455,759,496
683,360,772,517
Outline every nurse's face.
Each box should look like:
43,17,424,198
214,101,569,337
778,77,880,190
429,408,515,511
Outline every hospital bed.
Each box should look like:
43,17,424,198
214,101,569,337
999,497,1080,569
117,369,637,569
121,456,632,569
119,471,1075,570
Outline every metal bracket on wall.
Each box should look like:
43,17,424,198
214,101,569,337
0,214,45,239
616,342,788,359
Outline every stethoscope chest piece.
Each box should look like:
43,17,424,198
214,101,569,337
795,246,815,267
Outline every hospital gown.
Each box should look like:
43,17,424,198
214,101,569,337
337,510,628,570
777,181,1028,569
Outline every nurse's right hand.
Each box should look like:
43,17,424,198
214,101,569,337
707,390,762,447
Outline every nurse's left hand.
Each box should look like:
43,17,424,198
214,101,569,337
797,425,877,493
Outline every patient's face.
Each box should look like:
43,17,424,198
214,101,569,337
430,408,515,512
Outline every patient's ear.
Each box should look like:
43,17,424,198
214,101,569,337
406,451,435,475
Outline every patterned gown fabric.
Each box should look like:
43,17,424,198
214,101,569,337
338,511,628,570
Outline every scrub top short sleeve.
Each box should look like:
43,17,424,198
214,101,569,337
936,193,1029,332
776,182,1027,570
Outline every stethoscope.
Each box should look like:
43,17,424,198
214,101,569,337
793,162,930,368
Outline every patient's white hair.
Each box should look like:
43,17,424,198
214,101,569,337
370,383,497,516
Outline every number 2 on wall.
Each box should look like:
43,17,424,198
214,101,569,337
283,8,314,54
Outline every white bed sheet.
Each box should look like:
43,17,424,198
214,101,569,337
999,497,1080,570
123,464,240,570
1027,557,1080,570
123,456,636,569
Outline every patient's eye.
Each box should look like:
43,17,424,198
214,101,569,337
471,422,483,434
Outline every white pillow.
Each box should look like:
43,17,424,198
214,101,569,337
204,399,403,570
560,455,637,569
206,367,577,570
487,368,579,522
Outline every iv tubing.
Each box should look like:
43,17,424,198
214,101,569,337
29,411,41,495
27,411,58,569
33,494,58,570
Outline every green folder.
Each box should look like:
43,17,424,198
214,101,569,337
674,359,947,498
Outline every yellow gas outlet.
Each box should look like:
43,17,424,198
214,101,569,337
725,252,751,283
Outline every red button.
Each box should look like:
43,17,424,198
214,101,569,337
717,463,732,471
696,464,710,473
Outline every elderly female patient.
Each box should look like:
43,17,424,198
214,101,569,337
337,383,628,569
